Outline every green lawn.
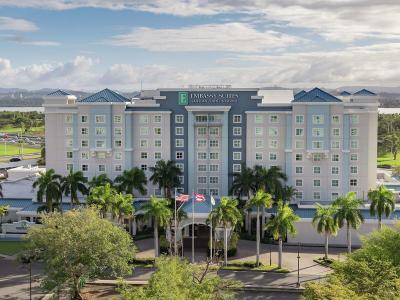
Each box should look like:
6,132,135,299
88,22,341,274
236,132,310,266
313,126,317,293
0,241,27,256
0,144,40,156
377,153,400,167
0,125,44,135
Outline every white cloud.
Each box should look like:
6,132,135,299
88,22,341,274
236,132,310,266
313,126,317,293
0,16,38,31
3,34,60,46
108,23,302,52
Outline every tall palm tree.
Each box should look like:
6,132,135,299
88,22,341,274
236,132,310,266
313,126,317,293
312,204,338,259
149,160,182,199
115,167,147,196
265,201,300,268
246,190,273,266
208,197,242,265
281,186,296,204
60,170,88,210
32,169,62,212
368,185,395,230
88,174,113,190
87,183,116,217
110,192,134,224
230,164,256,200
333,192,364,254
142,196,172,257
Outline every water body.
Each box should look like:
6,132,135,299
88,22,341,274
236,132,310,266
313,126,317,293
0,107,44,112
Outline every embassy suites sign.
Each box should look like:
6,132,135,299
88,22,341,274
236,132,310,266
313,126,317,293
178,91,239,105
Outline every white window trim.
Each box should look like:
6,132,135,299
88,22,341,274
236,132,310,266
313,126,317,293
175,127,184,135
331,166,340,175
175,114,184,123
176,151,184,160
295,128,304,137
233,115,242,123
350,165,358,174
233,152,242,160
313,166,321,174
113,115,122,123
269,152,277,161
295,115,304,124
295,165,303,174
95,115,106,124
233,127,242,136
175,139,184,147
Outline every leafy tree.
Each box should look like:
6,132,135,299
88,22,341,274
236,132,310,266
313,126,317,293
208,197,242,265
32,169,62,212
115,167,147,196
0,205,9,226
312,204,338,259
25,208,135,299
265,201,300,268
245,190,272,266
37,145,45,165
118,256,240,300
88,174,113,190
149,160,182,199
368,185,395,230
230,164,256,200
333,192,364,253
141,197,172,257
60,170,88,210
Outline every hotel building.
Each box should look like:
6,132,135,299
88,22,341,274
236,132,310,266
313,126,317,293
43,86,378,204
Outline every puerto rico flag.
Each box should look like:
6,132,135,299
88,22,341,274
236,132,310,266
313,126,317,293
194,193,206,202
175,192,190,202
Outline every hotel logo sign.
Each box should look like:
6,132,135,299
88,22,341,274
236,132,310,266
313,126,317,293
178,91,239,105
178,92,189,105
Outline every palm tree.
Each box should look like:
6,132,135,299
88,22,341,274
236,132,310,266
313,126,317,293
149,160,182,199
208,197,242,265
265,201,300,268
32,169,62,212
142,196,172,257
110,192,134,224
60,170,88,210
115,168,147,196
333,192,364,254
88,174,113,190
0,205,9,226
312,204,338,259
246,190,273,266
368,185,395,230
230,164,256,200
87,183,116,217
282,186,297,204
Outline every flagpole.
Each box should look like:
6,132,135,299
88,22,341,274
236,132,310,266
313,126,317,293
192,191,195,263
174,188,177,256
210,196,212,260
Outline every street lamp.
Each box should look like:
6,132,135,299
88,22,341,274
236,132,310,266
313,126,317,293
296,242,301,288
269,244,272,265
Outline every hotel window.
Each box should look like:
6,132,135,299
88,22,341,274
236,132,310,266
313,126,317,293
153,115,161,123
295,166,303,174
295,191,303,200
141,164,147,171
176,127,184,135
313,166,321,174
65,127,73,136
82,164,89,172
312,141,323,149
268,128,278,137
198,165,207,172
255,139,264,148
269,153,277,161
81,128,89,135
350,179,358,187
139,115,149,124
176,151,184,160
66,151,73,159
140,139,148,148
331,166,339,175
350,115,359,124
314,179,321,187
350,140,358,149
198,177,207,184
350,128,358,136
233,127,242,136
197,127,207,136
295,154,303,161
210,165,219,172
209,127,219,136
210,152,219,160
66,164,73,172
114,152,122,160
210,189,219,196
175,115,184,123
295,128,304,136
140,152,148,159
98,152,106,159
233,164,241,172
81,152,89,160
95,115,105,123
332,179,339,187
295,140,304,149
332,115,340,124
95,127,105,136
198,152,207,160
81,140,88,147
114,140,122,148
209,177,219,184
312,115,324,124
154,140,162,147
332,154,340,162
331,140,340,149
331,193,339,201
255,127,263,136
140,127,149,136
113,115,122,123
176,139,184,147
350,166,358,174
154,152,161,160
313,192,321,200
98,165,106,172
178,176,184,184
295,179,303,187
313,153,323,161
233,115,242,123
331,128,340,137
295,115,304,124
255,114,263,123
114,127,122,136
233,139,242,148
209,140,219,148
81,115,88,123
269,115,278,123
312,128,324,137
197,140,207,148
65,115,73,123
96,140,105,148
115,165,122,172
269,140,278,149
255,153,263,160
196,115,207,122
154,128,161,135
233,152,241,160
176,163,184,172
350,153,358,161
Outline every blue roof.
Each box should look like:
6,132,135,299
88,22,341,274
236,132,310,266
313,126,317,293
47,89,71,96
339,91,351,96
353,89,376,96
293,88,342,103
0,198,32,208
294,90,307,100
19,202,76,212
79,88,129,103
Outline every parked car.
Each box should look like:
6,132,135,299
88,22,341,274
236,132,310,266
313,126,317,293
9,157,21,162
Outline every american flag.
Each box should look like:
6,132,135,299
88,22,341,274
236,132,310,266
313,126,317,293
175,192,190,202
194,193,206,202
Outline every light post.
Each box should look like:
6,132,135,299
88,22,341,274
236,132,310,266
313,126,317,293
296,242,301,288
269,244,272,265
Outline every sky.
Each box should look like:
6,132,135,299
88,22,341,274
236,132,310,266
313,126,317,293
0,0,400,91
